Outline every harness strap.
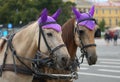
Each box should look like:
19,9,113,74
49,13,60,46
39,26,51,51
0,34,36,76
0,35,11,76
0,64,32,75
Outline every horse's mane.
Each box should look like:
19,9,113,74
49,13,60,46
15,21,35,33
62,18,77,58
0,21,36,51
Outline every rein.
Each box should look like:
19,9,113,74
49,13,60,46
0,21,72,80
0,34,36,76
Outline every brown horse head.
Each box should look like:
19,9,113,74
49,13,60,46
72,6,97,65
61,6,97,66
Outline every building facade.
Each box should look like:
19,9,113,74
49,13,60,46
74,0,120,28
94,1,120,28
109,0,120,2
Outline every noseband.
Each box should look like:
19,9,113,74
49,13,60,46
75,17,97,62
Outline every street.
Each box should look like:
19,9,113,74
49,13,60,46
74,38,120,82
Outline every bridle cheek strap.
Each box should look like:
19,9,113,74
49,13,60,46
38,22,66,57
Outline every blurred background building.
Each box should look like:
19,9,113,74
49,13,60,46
94,1,120,28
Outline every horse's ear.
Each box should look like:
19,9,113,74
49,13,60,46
41,8,48,22
72,7,81,19
52,8,62,20
89,5,95,17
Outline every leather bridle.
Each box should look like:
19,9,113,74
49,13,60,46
75,17,97,63
38,22,66,57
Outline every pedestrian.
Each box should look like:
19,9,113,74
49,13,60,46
104,31,111,45
109,31,114,41
113,30,118,46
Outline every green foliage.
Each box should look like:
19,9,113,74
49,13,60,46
58,1,75,25
0,0,75,26
98,19,106,32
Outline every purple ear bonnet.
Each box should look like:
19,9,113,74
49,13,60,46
72,6,96,30
38,8,61,32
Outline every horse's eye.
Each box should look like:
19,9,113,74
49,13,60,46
78,30,84,34
47,33,53,37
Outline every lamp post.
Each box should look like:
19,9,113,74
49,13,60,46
8,23,13,34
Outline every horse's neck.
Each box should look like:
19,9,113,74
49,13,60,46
11,22,38,64
62,18,77,59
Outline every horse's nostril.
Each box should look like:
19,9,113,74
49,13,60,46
62,57,67,62
87,55,97,65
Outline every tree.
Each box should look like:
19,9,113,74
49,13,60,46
0,0,39,25
58,1,75,25
0,0,75,26
98,19,106,32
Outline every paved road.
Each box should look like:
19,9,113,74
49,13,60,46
74,38,120,82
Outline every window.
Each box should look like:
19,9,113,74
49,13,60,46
109,9,111,14
116,18,118,25
115,9,118,14
102,9,104,14
109,18,111,25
